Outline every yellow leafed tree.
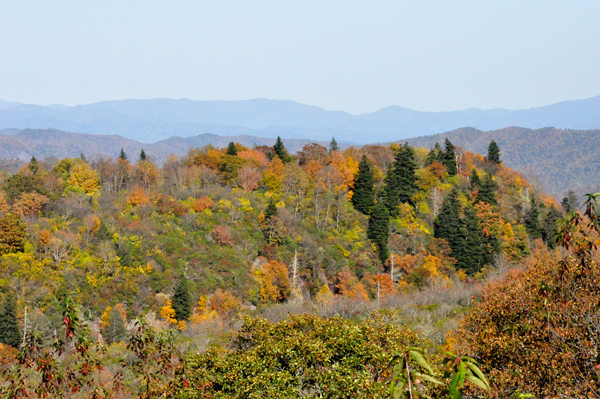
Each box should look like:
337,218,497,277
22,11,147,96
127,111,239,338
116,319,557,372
66,162,100,196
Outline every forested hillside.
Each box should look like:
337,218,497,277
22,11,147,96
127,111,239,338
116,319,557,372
0,136,587,397
405,126,600,197
0,129,340,162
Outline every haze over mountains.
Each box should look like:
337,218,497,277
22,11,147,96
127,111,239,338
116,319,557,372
1,96,600,144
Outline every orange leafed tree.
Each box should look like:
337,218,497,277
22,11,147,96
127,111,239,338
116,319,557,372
12,192,49,218
127,185,149,206
255,260,292,303
238,149,268,168
193,196,214,212
335,268,369,301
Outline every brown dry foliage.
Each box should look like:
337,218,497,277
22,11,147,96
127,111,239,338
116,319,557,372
451,241,600,397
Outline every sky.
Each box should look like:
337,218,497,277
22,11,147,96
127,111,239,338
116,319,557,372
1,1,599,114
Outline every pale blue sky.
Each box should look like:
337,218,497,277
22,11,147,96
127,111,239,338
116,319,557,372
1,1,599,114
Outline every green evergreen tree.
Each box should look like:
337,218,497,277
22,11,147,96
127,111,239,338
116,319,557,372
487,140,501,164
328,137,339,154
434,188,464,254
469,168,481,190
0,292,21,348
226,142,238,156
542,205,561,249
435,188,495,275
351,155,374,215
561,190,579,213
139,149,147,161
102,306,127,344
367,202,390,264
264,200,278,220
80,152,87,162
425,142,443,166
383,143,419,217
118,148,128,161
442,139,458,176
462,205,488,275
272,137,291,163
525,197,543,239
28,156,40,175
172,276,192,321
475,173,497,205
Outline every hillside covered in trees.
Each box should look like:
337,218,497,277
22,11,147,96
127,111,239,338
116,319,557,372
0,136,593,397
405,126,600,197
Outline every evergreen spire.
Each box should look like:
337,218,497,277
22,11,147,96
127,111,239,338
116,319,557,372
272,137,290,163
382,143,419,216
139,149,147,161
561,190,579,213
118,148,128,161
0,291,20,347
475,173,497,205
469,168,481,190
226,142,238,156
542,205,561,248
525,197,543,239
425,142,443,166
351,155,375,215
28,156,39,175
487,140,501,164
442,139,458,176
434,188,496,275
328,137,339,154
172,276,192,321
367,202,390,264
264,200,278,220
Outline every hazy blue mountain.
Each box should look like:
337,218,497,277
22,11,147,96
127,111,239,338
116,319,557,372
0,96,599,144
0,100,23,110
0,128,340,162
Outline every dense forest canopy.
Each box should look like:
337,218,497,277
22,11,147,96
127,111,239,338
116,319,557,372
0,136,590,397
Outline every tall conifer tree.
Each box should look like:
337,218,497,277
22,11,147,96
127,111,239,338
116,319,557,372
172,276,192,321
272,137,290,163
525,197,543,239
119,148,128,161
425,143,443,166
487,140,501,164
442,139,458,176
328,137,339,154
264,200,278,220
351,155,374,215
367,202,390,264
561,190,579,213
469,168,481,190
139,149,147,161
383,143,418,217
475,173,497,205
226,142,238,156
0,292,20,347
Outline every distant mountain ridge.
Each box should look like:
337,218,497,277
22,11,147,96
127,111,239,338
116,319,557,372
404,126,600,197
0,128,339,163
0,96,599,143
2,126,599,198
